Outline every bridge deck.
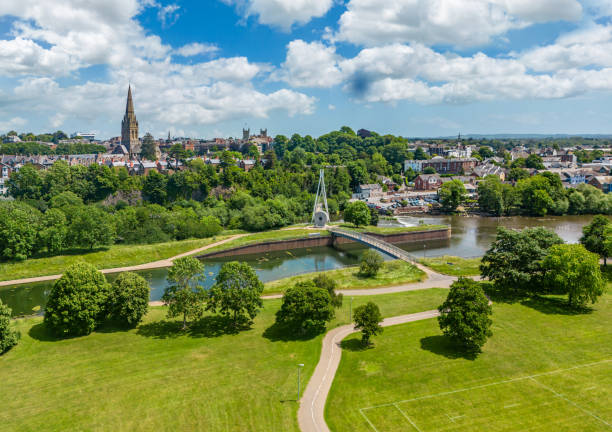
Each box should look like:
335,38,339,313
327,227,419,264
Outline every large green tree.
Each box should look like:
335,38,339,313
275,281,334,335
359,249,384,277
480,227,563,296
0,202,41,261
438,180,467,212
208,262,264,327
108,272,150,327
44,263,111,337
477,175,506,216
344,201,371,227
438,278,492,354
66,206,115,249
162,257,206,329
543,244,605,308
353,301,383,346
0,300,18,354
580,215,611,265
140,133,158,160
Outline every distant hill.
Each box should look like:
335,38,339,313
418,134,612,140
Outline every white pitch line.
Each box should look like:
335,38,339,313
360,359,612,411
359,408,380,432
394,403,423,432
529,377,612,429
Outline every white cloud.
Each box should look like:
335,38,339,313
157,4,180,28
0,117,26,132
328,104,336,110
333,0,582,47
277,40,344,87
175,42,219,57
224,0,333,30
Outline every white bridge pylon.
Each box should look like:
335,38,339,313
312,169,330,228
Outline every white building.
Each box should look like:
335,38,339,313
404,160,424,172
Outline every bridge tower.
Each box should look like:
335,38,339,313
312,169,330,228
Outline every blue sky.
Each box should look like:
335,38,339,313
1,0,612,139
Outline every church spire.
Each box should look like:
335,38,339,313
121,85,140,158
126,85,135,114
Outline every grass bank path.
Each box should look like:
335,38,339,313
0,234,248,287
298,310,441,432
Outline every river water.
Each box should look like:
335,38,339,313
0,215,598,316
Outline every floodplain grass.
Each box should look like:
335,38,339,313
0,288,449,432
419,255,482,276
0,236,234,282
336,224,449,235
263,260,426,295
326,293,612,432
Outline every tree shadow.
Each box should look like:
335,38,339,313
340,338,370,352
136,320,184,339
520,296,593,316
28,323,60,342
419,335,477,361
136,315,245,339
481,282,523,304
262,322,320,342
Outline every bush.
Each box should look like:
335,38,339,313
44,263,111,337
359,249,383,277
313,274,343,308
108,272,150,327
437,278,492,353
353,301,383,346
275,281,335,335
0,300,19,354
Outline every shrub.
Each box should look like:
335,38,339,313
108,272,150,327
359,249,383,277
312,274,343,308
0,300,19,354
44,263,111,337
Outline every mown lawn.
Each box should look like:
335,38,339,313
263,260,426,295
201,228,330,254
420,255,482,276
336,223,449,235
0,236,234,282
0,289,449,432
326,293,612,432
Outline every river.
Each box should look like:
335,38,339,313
0,215,598,316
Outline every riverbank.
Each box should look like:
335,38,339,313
419,255,482,276
263,260,426,295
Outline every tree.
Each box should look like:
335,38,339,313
0,300,18,354
360,249,384,277
480,227,563,297
142,170,167,205
162,257,206,329
414,147,428,160
369,207,379,227
0,202,41,261
312,274,343,308
275,281,335,335
478,175,505,216
208,262,264,327
580,215,611,265
423,166,436,174
344,201,371,227
7,164,43,199
168,143,187,170
66,206,115,249
38,208,68,254
543,244,605,308
353,301,383,346
44,263,110,337
508,168,529,182
438,278,492,353
108,272,150,327
140,133,158,160
525,154,545,170
438,179,467,212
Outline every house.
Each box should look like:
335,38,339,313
356,184,383,199
0,162,11,196
588,176,612,193
239,159,257,171
472,163,506,181
404,160,423,172
414,174,442,191
421,157,478,174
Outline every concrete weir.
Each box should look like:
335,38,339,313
197,227,451,259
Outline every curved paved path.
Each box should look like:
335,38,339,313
0,234,248,287
298,310,440,432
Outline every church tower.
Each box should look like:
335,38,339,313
121,85,140,158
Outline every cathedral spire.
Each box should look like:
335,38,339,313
126,85,135,114
121,85,140,158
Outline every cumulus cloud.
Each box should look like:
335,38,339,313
333,0,583,47
0,0,315,134
175,42,219,57
277,40,343,87
224,0,333,30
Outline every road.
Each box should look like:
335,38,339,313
297,310,441,432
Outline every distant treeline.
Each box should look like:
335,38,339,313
0,142,106,155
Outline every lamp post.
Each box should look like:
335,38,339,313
349,296,354,322
297,364,304,400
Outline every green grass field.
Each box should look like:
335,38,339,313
0,289,449,432
419,255,482,276
263,260,426,295
326,293,612,432
202,228,330,255
0,236,234,282
337,224,449,235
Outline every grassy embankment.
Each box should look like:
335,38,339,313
263,260,426,295
0,289,449,432
334,223,449,235
0,236,239,282
419,255,482,276
326,293,612,432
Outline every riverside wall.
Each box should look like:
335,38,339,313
198,227,451,259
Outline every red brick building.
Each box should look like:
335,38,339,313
421,157,478,174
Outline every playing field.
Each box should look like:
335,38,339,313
326,294,612,432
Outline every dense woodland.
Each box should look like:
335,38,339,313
1,127,612,263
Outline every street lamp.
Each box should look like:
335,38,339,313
349,296,354,322
297,364,305,400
